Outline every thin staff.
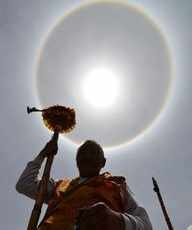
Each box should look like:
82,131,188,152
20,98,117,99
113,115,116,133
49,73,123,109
152,177,174,230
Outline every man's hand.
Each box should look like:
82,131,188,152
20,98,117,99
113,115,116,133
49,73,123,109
40,137,58,158
76,202,124,230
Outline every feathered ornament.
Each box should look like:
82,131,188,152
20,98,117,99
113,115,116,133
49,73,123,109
27,105,76,133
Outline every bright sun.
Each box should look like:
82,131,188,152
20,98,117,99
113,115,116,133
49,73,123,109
82,67,120,108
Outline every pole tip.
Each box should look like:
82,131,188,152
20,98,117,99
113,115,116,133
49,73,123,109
152,177,159,192
27,106,30,114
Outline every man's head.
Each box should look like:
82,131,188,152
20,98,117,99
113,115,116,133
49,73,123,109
76,140,106,178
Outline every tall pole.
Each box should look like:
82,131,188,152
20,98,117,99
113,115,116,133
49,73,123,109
152,177,174,230
26,105,75,229
27,132,59,230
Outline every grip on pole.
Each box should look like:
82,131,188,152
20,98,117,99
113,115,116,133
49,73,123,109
27,132,59,230
52,132,59,143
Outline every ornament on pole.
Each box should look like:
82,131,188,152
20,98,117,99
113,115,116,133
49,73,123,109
27,105,76,133
26,105,76,230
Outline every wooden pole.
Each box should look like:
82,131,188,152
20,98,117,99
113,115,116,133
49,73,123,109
152,177,174,230
27,132,59,230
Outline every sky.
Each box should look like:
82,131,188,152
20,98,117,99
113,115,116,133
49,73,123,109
1,0,192,229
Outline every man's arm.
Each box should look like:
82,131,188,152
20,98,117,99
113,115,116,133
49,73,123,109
15,137,58,203
122,188,153,230
77,185,153,230
15,153,55,203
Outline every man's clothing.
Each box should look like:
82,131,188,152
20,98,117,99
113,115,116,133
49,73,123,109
16,155,153,230
38,172,127,230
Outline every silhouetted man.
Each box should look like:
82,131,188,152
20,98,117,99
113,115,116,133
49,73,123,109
16,138,153,230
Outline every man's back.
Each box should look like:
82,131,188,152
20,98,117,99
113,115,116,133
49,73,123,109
16,140,153,230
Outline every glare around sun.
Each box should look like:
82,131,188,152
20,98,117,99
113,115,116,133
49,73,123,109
82,68,120,109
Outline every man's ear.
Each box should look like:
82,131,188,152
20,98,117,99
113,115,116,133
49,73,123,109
101,158,106,168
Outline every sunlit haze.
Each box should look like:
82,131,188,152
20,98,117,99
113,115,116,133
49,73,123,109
37,1,171,147
82,67,120,108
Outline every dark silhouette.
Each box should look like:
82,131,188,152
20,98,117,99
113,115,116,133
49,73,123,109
16,138,153,230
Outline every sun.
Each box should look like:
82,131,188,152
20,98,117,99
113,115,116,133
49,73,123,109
81,67,120,109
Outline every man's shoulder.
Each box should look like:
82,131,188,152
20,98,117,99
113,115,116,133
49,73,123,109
54,178,72,190
102,172,127,185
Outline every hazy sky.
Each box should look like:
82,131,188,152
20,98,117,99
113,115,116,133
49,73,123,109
37,2,171,148
1,0,192,229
